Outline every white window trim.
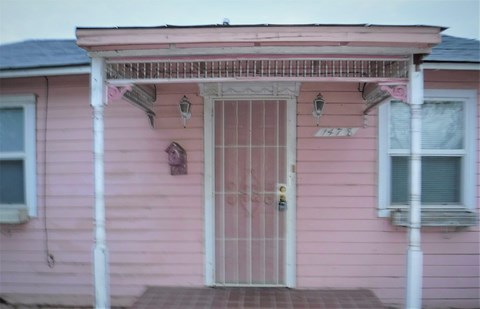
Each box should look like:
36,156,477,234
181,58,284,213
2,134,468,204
378,89,477,217
0,94,37,218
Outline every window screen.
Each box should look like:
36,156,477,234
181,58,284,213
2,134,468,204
391,156,461,204
0,107,24,152
0,96,37,217
0,107,26,204
0,160,25,204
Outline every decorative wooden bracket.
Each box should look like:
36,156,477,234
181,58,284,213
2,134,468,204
362,82,408,115
107,84,157,128
380,84,408,102
107,85,132,101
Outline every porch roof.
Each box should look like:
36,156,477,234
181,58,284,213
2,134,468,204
76,24,444,56
74,24,446,86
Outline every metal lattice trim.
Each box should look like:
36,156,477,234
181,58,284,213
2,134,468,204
106,57,409,83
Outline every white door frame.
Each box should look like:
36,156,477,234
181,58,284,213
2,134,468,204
201,82,298,287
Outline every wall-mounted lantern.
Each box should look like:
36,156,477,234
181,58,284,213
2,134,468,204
179,96,192,128
312,93,325,126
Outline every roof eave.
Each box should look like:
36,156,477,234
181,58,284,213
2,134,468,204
423,61,480,70
76,25,444,55
0,65,91,78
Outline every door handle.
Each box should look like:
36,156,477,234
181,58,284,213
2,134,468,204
278,184,287,211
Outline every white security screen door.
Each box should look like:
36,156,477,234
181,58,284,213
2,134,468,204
214,99,287,285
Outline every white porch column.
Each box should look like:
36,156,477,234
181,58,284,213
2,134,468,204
406,56,423,309
91,57,110,309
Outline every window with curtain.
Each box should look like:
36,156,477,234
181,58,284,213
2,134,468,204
389,100,463,205
378,89,477,216
0,95,37,220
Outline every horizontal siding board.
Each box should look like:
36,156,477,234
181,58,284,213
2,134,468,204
44,140,92,152
297,206,377,219
104,150,204,163
297,242,405,254
298,149,375,161
422,288,480,299
43,129,92,141
298,276,404,288
297,138,376,150
108,274,202,286
297,185,376,197
297,241,479,255
297,115,365,127
0,283,93,295
298,173,375,185
422,277,480,288
424,265,480,277
109,253,203,264
107,219,203,231
297,219,389,231
420,299,480,309
297,265,405,278
297,196,377,207
298,230,406,243
105,208,202,218
1,262,91,275
1,273,91,285
106,184,203,196
105,162,204,174
297,162,376,173
109,264,202,276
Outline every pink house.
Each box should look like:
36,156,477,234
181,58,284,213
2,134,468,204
0,25,479,308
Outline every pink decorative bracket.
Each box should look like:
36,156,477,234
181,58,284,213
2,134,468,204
380,84,408,102
107,85,132,102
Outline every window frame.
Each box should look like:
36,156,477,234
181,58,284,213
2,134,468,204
0,94,37,217
378,89,477,217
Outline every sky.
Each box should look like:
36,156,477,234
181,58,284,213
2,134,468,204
0,0,478,45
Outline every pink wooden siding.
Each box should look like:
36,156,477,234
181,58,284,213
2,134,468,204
0,76,96,305
296,74,480,308
0,77,204,306
104,82,205,304
0,69,478,308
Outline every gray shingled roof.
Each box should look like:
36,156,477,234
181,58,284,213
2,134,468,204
0,39,89,70
425,35,479,63
0,34,478,71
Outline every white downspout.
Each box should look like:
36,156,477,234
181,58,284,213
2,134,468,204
91,57,110,309
406,56,423,309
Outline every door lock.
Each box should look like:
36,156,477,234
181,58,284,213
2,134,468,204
278,184,287,211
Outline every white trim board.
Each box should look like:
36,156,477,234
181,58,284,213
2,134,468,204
424,62,480,71
0,66,91,78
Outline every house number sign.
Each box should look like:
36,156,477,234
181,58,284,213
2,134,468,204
315,127,359,137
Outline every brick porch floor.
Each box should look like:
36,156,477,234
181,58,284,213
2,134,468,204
130,287,386,309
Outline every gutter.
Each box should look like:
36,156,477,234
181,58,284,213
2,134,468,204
424,62,480,70
0,65,91,78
